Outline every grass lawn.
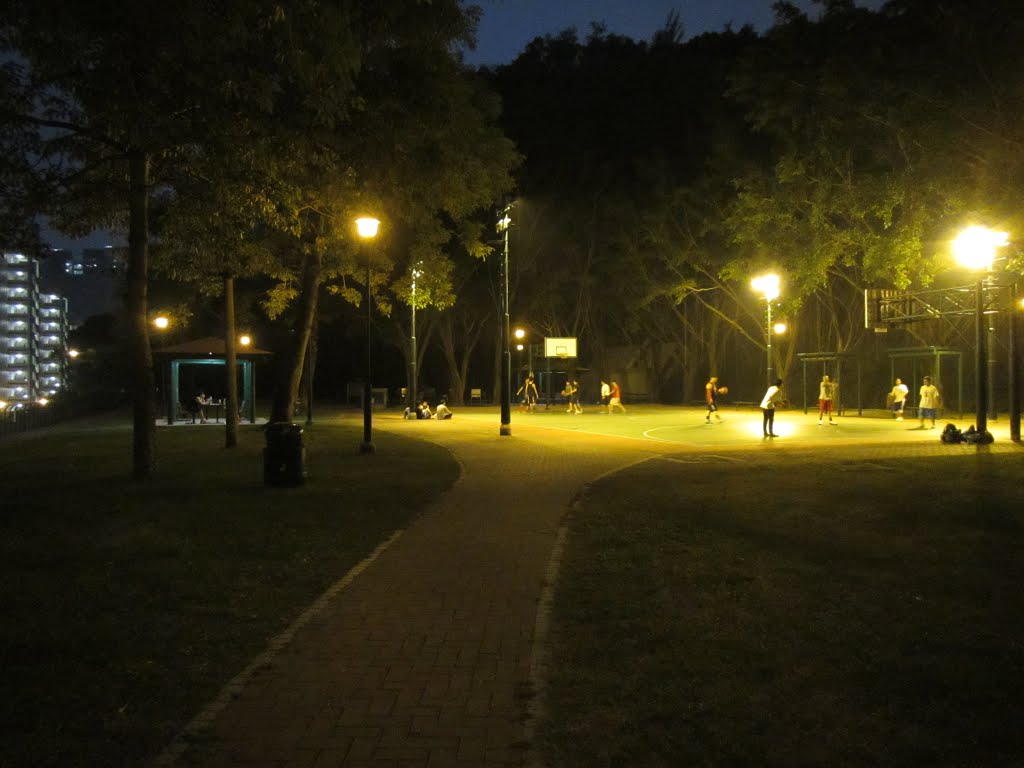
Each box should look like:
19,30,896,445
541,450,1024,768
0,413,458,768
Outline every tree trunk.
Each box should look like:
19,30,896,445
304,307,318,426
270,248,320,423
224,275,239,448
127,149,155,478
437,314,481,407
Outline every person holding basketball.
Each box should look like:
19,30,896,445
890,377,909,420
705,376,726,424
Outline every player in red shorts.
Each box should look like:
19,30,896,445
818,374,836,425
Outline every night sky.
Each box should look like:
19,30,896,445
463,0,872,66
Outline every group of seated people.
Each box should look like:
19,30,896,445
184,391,242,423
404,399,453,420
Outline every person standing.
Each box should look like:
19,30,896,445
570,377,583,414
524,374,539,413
609,379,626,413
760,378,785,437
918,376,941,429
517,373,539,413
562,378,576,413
563,377,578,413
890,377,909,420
818,374,836,425
600,380,611,413
705,376,724,424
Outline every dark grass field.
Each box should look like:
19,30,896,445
0,418,459,768
541,450,1024,768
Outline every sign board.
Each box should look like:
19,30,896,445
543,337,577,358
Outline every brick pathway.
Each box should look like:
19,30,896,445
158,409,1023,768
162,416,672,768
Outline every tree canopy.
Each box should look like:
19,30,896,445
1,0,516,471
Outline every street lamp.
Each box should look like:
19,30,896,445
514,327,530,376
954,225,1009,438
151,315,173,423
751,273,781,386
497,204,513,436
356,216,380,454
410,265,423,411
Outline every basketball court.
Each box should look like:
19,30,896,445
447,403,1022,451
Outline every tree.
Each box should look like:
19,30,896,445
0,0,366,475
150,158,276,447
1,0,516,473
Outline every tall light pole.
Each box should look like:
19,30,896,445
514,327,527,378
497,204,513,436
152,315,172,423
356,217,380,454
954,225,1008,438
751,274,781,386
410,265,422,411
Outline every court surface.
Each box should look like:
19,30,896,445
442,404,1020,451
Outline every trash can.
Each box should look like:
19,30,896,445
263,422,305,486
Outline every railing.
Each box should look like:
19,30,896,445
0,396,115,439
0,404,62,438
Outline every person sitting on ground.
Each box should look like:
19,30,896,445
435,402,453,420
416,400,433,419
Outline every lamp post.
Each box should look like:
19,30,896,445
954,225,1009,438
356,217,380,454
514,327,527,378
751,274,781,386
410,266,422,411
152,315,172,423
497,204,513,436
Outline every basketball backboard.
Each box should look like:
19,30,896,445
543,337,577,358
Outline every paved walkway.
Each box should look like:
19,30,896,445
162,414,674,768
157,408,1023,768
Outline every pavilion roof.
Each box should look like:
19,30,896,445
155,336,271,357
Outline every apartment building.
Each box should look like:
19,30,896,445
1,252,70,404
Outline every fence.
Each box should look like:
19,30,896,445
0,404,63,438
0,395,116,439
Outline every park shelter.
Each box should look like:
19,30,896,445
795,352,863,415
155,337,271,424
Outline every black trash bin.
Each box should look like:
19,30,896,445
263,422,305,486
